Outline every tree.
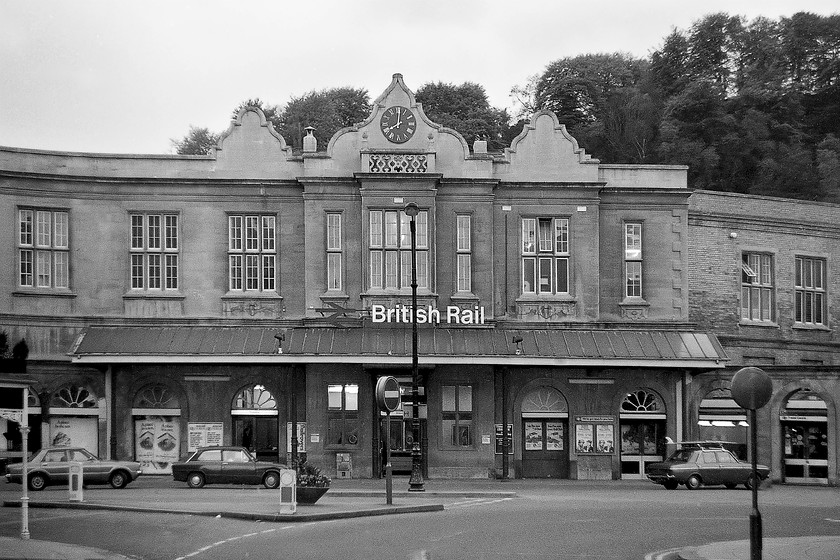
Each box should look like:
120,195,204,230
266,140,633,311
816,134,840,202
529,53,657,162
650,30,691,97
276,87,371,151
415,82,510,151
231,98,281,124
171,126,220,155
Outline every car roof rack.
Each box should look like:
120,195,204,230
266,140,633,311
673,440,736,448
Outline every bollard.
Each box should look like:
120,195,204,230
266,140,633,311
68,462,83,502
277,469,296,514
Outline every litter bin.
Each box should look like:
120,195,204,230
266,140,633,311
68,462,83,502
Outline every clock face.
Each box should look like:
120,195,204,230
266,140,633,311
380,106,416,144
280,471,294,485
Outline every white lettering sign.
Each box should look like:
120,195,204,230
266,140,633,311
370,305,485,325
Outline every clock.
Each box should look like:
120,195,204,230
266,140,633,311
380,106,416,143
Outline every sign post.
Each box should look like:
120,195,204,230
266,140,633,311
731,366,773,560
375,376,401,505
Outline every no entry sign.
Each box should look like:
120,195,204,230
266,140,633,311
375,376,401,412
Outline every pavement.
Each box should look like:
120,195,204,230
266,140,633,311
0,477,838,560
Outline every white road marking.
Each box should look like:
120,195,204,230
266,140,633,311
172,521,332,560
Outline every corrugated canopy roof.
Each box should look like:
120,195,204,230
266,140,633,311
70,326,728,369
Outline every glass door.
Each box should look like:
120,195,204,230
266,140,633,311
620,420,665,479
783,422,828,484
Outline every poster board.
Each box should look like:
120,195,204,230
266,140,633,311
286,422,307,453
49,417,98,455
187,422,223,452
135,417,180,474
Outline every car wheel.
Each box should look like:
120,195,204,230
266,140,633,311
109,471,129,489
28,473,48,491
745,474,760,490
263,471,280,489
187,472,206,489
685,474,702,490
664,480,679,490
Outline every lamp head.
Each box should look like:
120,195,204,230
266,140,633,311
404,202,420,218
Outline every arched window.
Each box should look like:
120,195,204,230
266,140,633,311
522,387,568,414
134,384,180,409
233,385,277,410
51,384,97,408
621,389,663,413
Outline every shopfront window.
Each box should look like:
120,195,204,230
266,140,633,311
781,389,829,484
327,384,359,446
697,387,747,460
442,384,473,448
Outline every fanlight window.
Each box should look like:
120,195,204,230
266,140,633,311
522,387,568,413
51,385,97,408
621,389,663,413
233,384,277,410
134,385,179,408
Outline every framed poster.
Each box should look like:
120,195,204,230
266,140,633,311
135,417,180,474
494,423,513,455
524,421,543,451
286,422,307,453
575,423,593,453
49,417,98,455
187,422,223,452
546,422,564,451
596,424,614,453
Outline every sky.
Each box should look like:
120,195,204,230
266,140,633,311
1,0,838,154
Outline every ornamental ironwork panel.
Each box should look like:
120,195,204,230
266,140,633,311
369,153,427,173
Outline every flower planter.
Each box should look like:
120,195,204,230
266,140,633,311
295,486,329,504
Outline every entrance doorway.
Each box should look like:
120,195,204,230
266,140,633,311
519,387,569,479
781,389,829,484
380,415,426,475
233,416,279,462
619,389,666,479
232,384,280,462
522,418,568,478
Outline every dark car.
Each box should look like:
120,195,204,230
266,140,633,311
171,446,289,489
646,442,770,490
5,447,142,491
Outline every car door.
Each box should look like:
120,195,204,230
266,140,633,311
221,449,257,484
715,450,742,484
700,450,721,485
194,449,223,483
40,449,70,484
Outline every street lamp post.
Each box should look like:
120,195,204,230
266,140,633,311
404,202,425,492
731,366,774,560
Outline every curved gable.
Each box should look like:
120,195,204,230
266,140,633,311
500,110,600,182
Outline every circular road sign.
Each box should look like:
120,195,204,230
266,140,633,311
731,366,773,410
376,376,401,412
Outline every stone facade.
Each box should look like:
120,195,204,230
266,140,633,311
0,75,836,484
